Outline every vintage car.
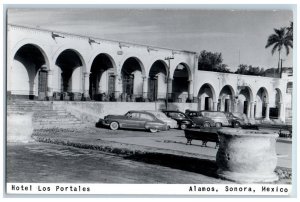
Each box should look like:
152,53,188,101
185,110,218,128
224,112,258,129
162,110,195,130
98,110,168,133
144,110,178,129
198,111,231,127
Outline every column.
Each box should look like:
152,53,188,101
233,98,238,113
213,101,218,111
83,72,90,100
247,101,251,118
114,74,121,101
142,76,148,100
250,101,255,119
167,78,173,99
278,102,285,123
46,70,53,100
264,102,270,121
188,79,193,101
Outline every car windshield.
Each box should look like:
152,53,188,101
169,112,186,119
152,112,169,119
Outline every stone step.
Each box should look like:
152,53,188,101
34,121,82,125
33,117,78,122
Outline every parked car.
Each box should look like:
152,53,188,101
144,110,178,129
162,110,195,130
98,110,168,133
185,110,218,128
224,112,256,128
198,111,230,127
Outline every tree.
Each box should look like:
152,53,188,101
235,64,265,76
198,50,230,73
265,27,293,77
287,21,293,38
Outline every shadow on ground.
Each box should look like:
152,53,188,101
125,152,219,178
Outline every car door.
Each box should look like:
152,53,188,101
139,113,155,129
123,112,140,128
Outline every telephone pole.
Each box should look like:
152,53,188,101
164,56,174,110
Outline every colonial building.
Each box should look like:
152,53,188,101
7,24,292,123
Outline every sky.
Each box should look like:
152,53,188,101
7,8,293,71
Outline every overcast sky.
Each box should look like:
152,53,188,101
7,8,293,70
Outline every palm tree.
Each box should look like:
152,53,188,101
265,27,293,77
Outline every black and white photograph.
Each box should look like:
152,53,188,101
4,3,295,196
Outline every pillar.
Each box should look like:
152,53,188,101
114,74,121,101
247,101,251,118
142,76,148,99
278,102,285,122
213,101,218,111
167,78,173,99
250,101,255,119
46,69,53,100
264,102,270,121
188,79,193,101
83,72,90,100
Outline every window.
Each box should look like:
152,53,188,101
131,113,140,119
140,113,154,121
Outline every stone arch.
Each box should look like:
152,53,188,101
254,87,269,119
171,63,192,102
120,57,145,101
9,38,51,70
9,43,50,100
89,53,117,101
54,49,86,98
170,62,192,80
148,60,168,101
87,51,117,75
271,88,283,119
237,86,254,115
197,83,217,111
218,85,236,112
119,56,146,77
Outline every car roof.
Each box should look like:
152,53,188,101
161,110,184,113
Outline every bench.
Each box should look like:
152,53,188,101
184,128,219,148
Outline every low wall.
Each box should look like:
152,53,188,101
52,101,198,123
7,112,34,143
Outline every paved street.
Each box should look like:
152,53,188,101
6,142,228,184
6,125,292,184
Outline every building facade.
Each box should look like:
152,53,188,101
7,24,291,123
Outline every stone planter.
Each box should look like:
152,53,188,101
216,128,279,183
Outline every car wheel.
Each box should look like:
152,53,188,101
150,128,158,133
109,122,119,130
215,122,222,128
203,122,211,128
233,121,241,128
180,124,187,130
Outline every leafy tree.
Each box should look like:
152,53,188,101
235,64,265,76
265,26,293,77
198,50,231,73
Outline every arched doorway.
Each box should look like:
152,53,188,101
10,44,48,100
197,83,216,111
218,85,235,112
89,54,115,101
270,88,283,119
148,60,167,101
172,63,191,102
121,57,144,101
237,86,253,116
55,49,84,100
255,87,269,119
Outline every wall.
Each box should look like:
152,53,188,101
52,101,198,123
